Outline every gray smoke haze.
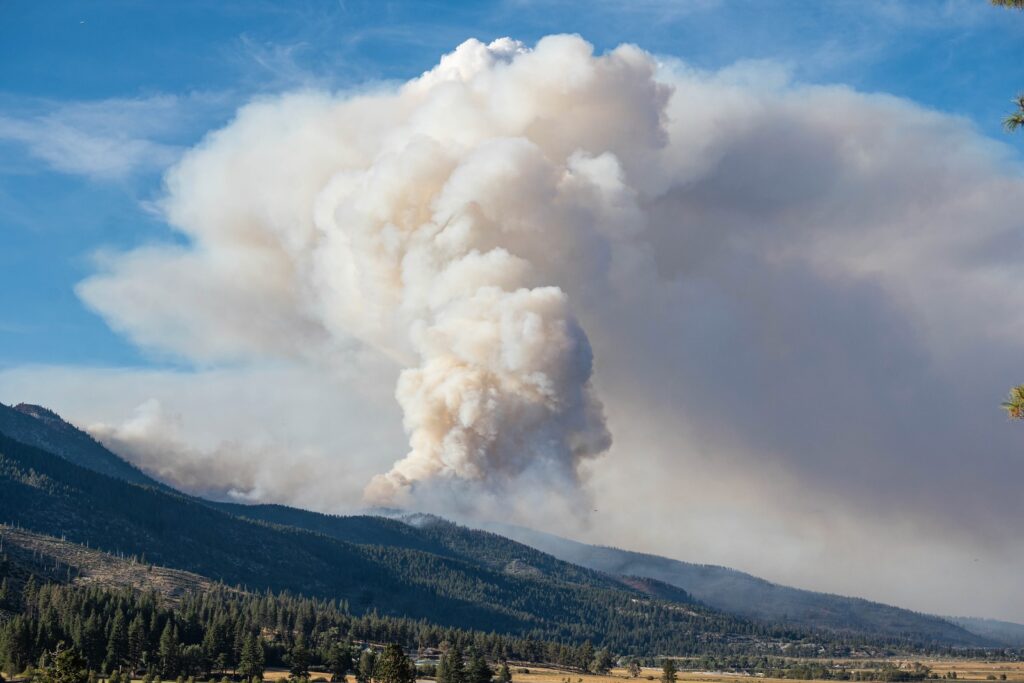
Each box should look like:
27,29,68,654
5,35,1023,619
88,398,358,506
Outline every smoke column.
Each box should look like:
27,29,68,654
81,35,671,512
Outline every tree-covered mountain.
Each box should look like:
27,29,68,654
482,523,991,647
0,432,811,655
948,617,1024,648
0,402,160,488
211,505,643,597
214,505,994,648
0,525,215,600
0,402,999,651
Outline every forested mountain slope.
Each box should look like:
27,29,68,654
485,523,987,646
948,617,1024,648
0,433,783,654
213,504,637,596
0,402,995,650
0,524,214,600
0,402,159,487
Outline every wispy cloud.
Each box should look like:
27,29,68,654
0,92,232,181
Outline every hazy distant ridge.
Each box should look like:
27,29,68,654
484,523,992,646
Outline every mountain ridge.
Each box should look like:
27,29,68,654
0,429,797,654
481,522,997,646
0,401,1003,650
0,401,162,488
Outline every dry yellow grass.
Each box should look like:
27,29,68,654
471,662,1024,683
109,661,1024,683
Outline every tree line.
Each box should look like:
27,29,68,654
0,580,618,681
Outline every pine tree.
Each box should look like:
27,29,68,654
467,650,491,683
327,643,354,682
232,620,247,672
660,660,677,683
80,614,105,672
496,663,512,683
356,650,376,683
3,615,32,671
202,616,230,675
105,611,129,673
288,638,310,680
36,645,88,683
22,577,38,612
438,648,465,683
158,623,181,679
436,648,450,683
589,650,613,675
127,614,147,673
238,635,264,682
372,644,414,683
576,643,593,673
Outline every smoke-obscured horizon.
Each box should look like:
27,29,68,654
6,35,1024,620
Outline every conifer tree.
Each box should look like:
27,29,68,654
105,611,129,673
438,647,465,683
238,635,265,682
36,645,88,683
576,643,593,673
467,650,491,683
288,638,310,680
127,614,147,672
372,644,414,683
436,648,450,683
589,650,613,675
22,577,37,611
356,650,376,683
660,660,677,683
80,615,105,672
158,623,181,679
326,643,354,682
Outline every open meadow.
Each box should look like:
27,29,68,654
252,662,1024,683
508,664,1024,683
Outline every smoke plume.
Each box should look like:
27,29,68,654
80,35,673,511
17,33,1024,617
88,398,356,507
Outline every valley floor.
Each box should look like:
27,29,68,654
13,661,1020,683
254,662,1024,683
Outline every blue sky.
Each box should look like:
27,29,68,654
1,0,1023,371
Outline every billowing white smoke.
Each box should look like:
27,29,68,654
88,399,354,505
81,35,675,510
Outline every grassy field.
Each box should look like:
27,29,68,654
256,661,1024,683
513,664,1024,683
